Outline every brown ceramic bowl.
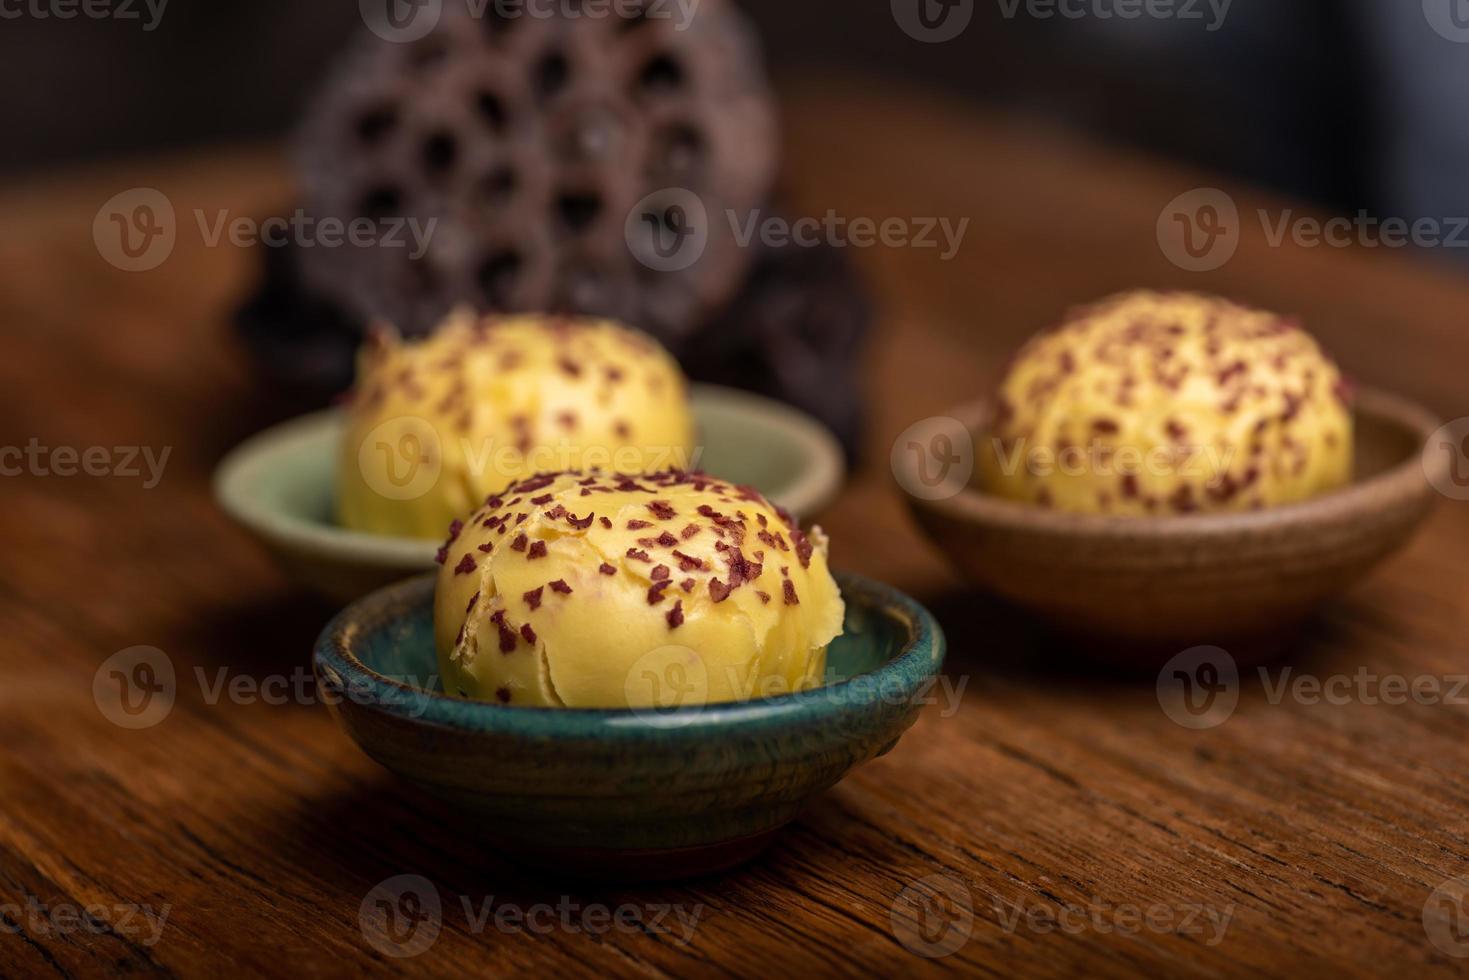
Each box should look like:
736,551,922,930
900,387,1444,660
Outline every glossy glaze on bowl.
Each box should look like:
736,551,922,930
215,384,845,602
313,571,945,879
900,387,1442,656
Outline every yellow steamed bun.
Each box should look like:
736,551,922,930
981,291,1354,515
433,470,845,709
337,312,696,538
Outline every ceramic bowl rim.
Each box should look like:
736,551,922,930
213,383,846,568
901,385,1442,539
312,569,946,738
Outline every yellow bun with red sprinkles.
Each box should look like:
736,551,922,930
980,291,1354,515
337,311,696,539
432,470,845,709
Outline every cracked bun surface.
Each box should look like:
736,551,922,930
980,292,1354,515
432,470,844,708
337,311,696,539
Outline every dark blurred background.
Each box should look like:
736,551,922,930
5,1,1469,243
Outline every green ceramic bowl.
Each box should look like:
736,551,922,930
215,384,844,602
313,571,945,880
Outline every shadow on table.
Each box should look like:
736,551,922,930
179,589,339,680
269,776,873,920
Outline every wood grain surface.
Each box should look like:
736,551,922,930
3,74,1469,978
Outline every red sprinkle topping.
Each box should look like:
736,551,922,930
599,517,613,529
756,590,771,604
599,563,617,575
496,686,512,704
626,548,651,562
527,541,548,560
709,579,732,603
519,624,537,646
490,610,517,653
680,578,695,593
549,579,572,594
453,554,477,575
783,580,800,605
666,601,684,629
681,524,700,540
647,580,672,605
651,565,670,581
655,531,678,548
531,494,554,505
523,587,543,610
648,500,677,521
435,546,449,566
671,550,704,572
626,519,653,530
477,543,493,553
511,534,528,552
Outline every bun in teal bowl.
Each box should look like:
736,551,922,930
313,571,945,880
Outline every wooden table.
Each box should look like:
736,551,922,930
4,74,1469,978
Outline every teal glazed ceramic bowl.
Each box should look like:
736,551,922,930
313,571,945,880
215,384,845,602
